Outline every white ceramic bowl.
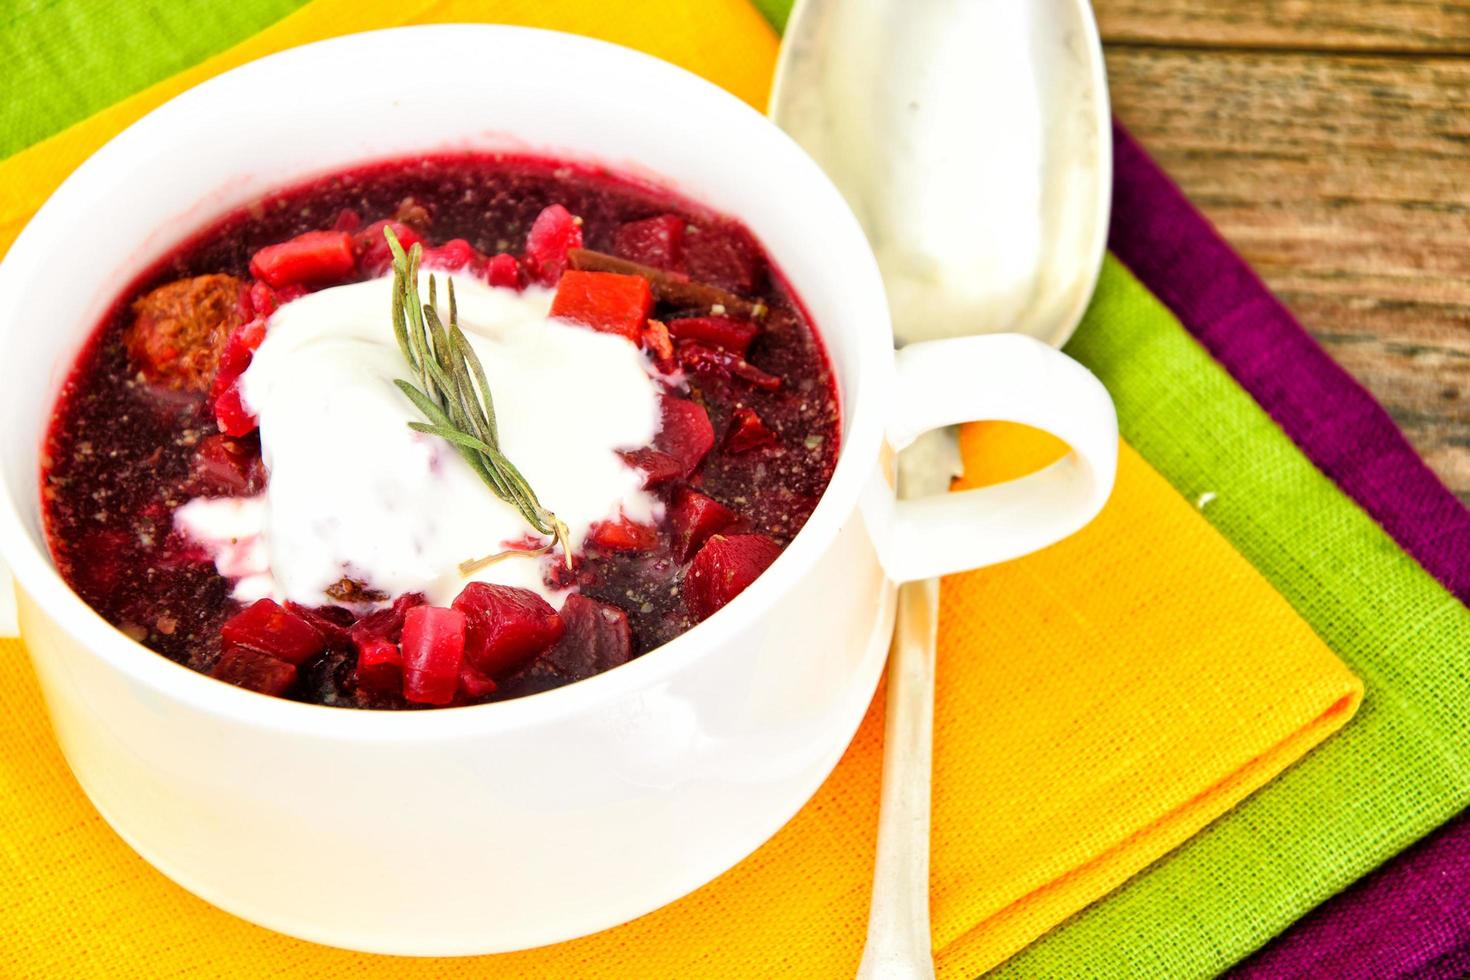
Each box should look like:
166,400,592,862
0,26,1117,954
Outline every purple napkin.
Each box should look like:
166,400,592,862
1108,122,1470,605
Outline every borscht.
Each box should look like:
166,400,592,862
40,155,840,708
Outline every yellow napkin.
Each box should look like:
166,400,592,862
0,1,1362,976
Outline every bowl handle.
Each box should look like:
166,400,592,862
879,334,1118,583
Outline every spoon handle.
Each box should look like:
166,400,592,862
856,575,939,980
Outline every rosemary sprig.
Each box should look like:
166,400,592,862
384,227,573,572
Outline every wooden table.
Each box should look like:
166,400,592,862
1095,0,1470,502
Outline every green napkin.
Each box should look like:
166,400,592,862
0,0,307,160
988,259,1470,977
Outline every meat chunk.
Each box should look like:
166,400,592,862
125,274,245,392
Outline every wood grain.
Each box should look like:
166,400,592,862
1094,3,1470,502
1097,0,1470,54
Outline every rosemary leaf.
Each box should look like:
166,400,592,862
384,226,572,569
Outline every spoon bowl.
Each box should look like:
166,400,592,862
770,0,1110,348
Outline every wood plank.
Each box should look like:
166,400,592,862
1104,46,1470,501
1095,0,1470,54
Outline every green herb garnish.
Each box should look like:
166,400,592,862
384,227,572,574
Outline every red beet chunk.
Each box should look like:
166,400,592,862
670,488,737,561
541,595,633,680
355,637,403,695
191,434,266,496
666,315,758,356
617,447,685,488
220,598,328,665
249,230,355,288
524,204,583,286
212,645,297,696
353,220,423,277
587,516,660,553
485,252,523,289
656,394,715,476
613,214,685,270
401,605,467,705
423,238,478,271
683,222,762,294
549,271,653,342
451,583,563,678
617,394,714,486
285,602,356,645
213,384,256,437
684,534,782,621
726,406,777,453
350,591,426,646
210,317,267,401
458,665,500,699
678,344,782,390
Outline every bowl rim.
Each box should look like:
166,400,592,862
0,23,894,740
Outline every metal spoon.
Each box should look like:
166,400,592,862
769,1,1111,976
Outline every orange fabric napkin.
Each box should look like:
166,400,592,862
0,1,1361,976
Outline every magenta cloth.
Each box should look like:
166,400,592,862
1107,121,1470,606
1227,810,1470,980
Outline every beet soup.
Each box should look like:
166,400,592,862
40,155,841,709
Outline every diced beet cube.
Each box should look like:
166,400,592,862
726,406,777,453
333,208,362,232
684,534,782,621
352,220,422,277
423,238,478,271
683,222,762,293
192,434,266,495
401,606,467,705
220,598,328,665
451,582,564,678
349,592,425,644
549,271,653,342
678,344,782,391
249,230,355,288
285,602,355,645
524,204,583,286
587,516,659,553
355,637,403,694
541,595,633,681
485,252,523,289
212,645,298,697
642,319,675,371
214,384,257,437
655,394,715,475
666,315,758,356
211,317,267,400
612,214,686,270
617,447,686,488
670,488,736,562
458,665,500,699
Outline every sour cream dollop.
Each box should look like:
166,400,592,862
175,273,662,608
